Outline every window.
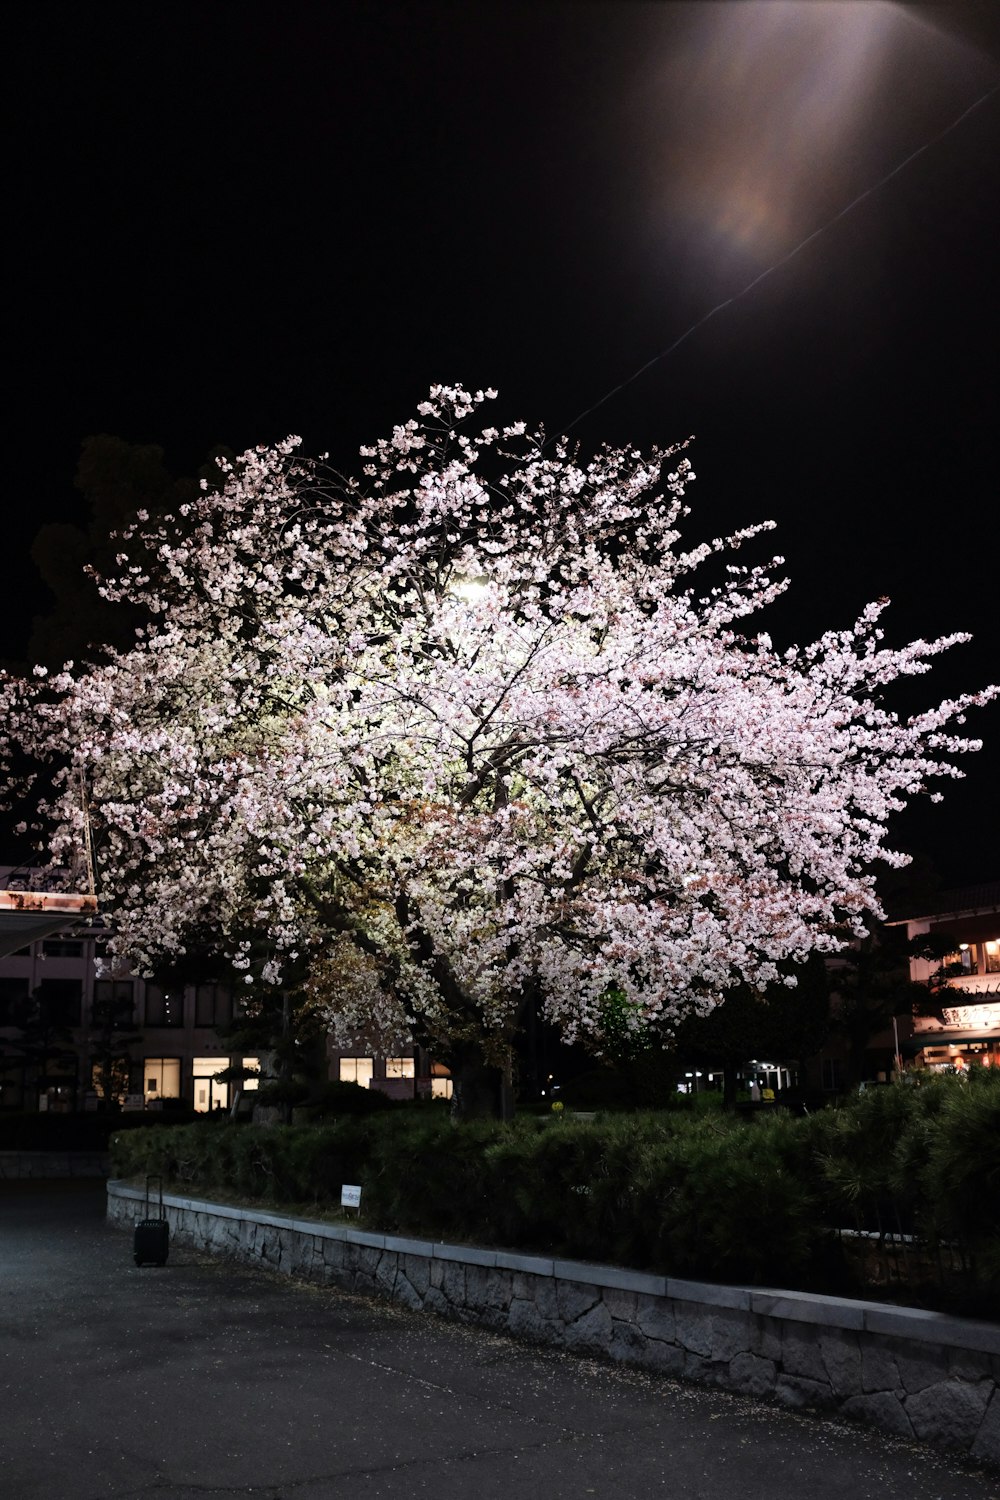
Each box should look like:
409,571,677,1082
339,1057,373,1088
145,983,183,1027
944,944,979,976
192,1057,230,1112
241,1057,260,1090
0,1057,27,1109
37,978,82,1027
984,940,1000,975
93,979,135,1025
144,1057,181,1098
0,976,30,1026
195,982,232,1027
91,1057,132,1106
385,1056,415,1079
42,938,84,958
430,1061,452,1101
821,1058,844,1091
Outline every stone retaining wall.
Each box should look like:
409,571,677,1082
106,1180,999,1466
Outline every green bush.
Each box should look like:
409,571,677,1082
111,1117,385,1206
108,1075,1000,1311
302,1080,397,1118
809,1081,923,1236
362,1114,507,1240
915,1071,1000,1290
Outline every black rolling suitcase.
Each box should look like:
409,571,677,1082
133,1174,170,1266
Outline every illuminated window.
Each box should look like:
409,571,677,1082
430,1061,452,1100
944,946,978,976
339,1057,373,1088
984,940,1000,975
193,1057,229,1112
385,1056,415,1079
91,1057,132,1105
241,1057,261,1090
144,1057,181,1098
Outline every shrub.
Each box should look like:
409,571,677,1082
107,1079,1000,1311
915,1071,1000,1293
362,1114,505,1239
809,1082,923,1237
303,1080,397,1118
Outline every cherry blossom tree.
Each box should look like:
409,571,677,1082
1,386,995,1114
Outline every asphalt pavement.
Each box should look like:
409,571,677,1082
0,1180,993,1500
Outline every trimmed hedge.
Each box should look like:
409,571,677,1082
110,1072,1000,1312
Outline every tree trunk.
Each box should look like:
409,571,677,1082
251,1048,287,1126
722,1060,739,1111
449,1048,511,1121
845,1027,869,1090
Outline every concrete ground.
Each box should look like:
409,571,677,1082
0,1180,992,1500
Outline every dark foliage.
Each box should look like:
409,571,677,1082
111,1074,1000,1314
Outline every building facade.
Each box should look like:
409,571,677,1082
888,882,1000,1074
0,904,263,1112
12,873,993,1111
332,1048,453,1101
0,871,446,1111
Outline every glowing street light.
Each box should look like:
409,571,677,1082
450,576,489,606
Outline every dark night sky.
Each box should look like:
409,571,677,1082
6,1,999,886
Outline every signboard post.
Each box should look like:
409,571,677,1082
340,1184,362,1215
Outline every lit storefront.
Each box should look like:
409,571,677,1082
888,883,1000,1076
909,999,1000,1074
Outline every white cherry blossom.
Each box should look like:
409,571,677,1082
1,386,994,1061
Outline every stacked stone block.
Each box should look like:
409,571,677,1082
106,1181,999,1466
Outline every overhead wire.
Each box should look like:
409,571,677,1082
548,81,999,447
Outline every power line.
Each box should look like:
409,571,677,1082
550,81,999,446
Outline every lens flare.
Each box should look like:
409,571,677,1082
639,0,987,266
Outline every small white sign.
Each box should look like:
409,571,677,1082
341,1184,362,1209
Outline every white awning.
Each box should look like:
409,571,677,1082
0,890,99,959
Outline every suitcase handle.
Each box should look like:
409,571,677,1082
145,1174,164,1216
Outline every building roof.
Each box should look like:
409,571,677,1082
0,890,99,959
885,881,1000,924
